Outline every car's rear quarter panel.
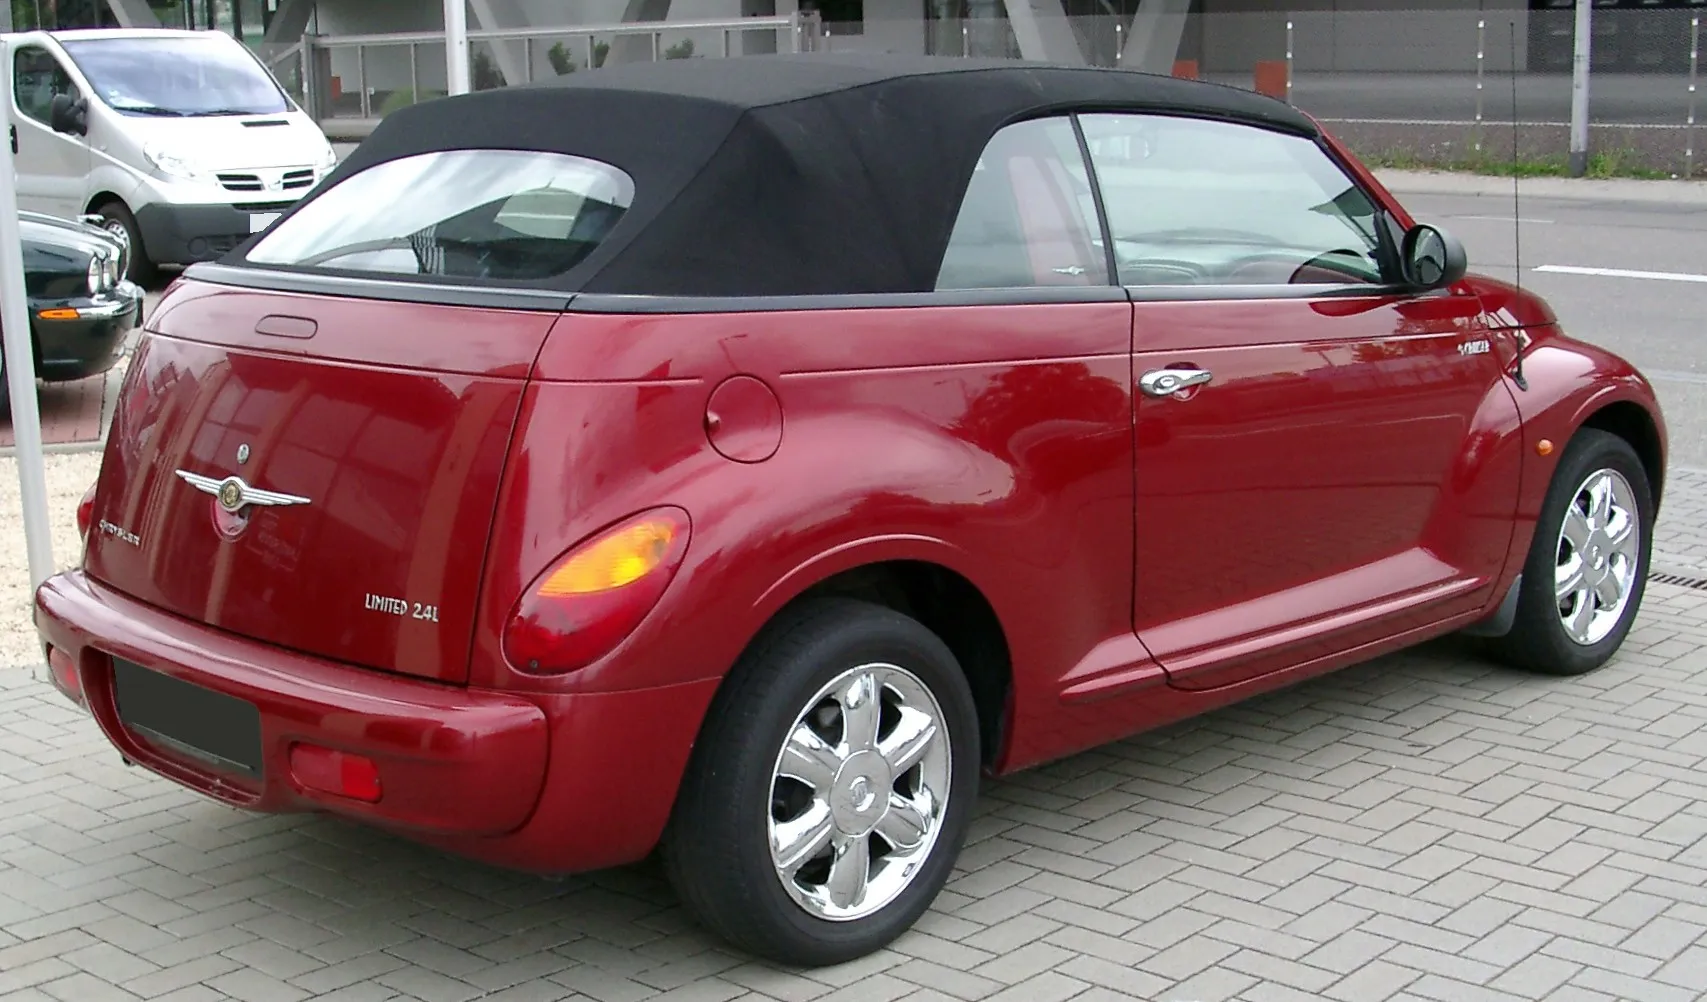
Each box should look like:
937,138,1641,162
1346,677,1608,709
476,302,1140,758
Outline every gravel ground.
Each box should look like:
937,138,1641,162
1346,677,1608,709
0,450,103,666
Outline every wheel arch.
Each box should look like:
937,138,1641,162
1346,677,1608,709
1576,399,1666,510
785,559,1013,770
734,546,1014,771
84,191,129,216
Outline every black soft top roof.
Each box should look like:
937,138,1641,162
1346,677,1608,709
244,53,1318,298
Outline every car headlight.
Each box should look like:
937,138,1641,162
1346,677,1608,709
315,143,337,171
87,253,118,294
144,143,210,182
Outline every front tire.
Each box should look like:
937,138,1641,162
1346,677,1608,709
1486,428,1653,675
92,200,155,286
665,597,980,966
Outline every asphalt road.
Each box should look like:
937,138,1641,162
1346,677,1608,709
1386,176,1707,471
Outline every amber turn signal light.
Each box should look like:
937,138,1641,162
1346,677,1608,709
503,507,692,676
537,518,680,596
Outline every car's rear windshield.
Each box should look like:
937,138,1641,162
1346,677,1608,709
244,149,635,282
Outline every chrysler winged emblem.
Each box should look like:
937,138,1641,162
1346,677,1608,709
175,471,310,514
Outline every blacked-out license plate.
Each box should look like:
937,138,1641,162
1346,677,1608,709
111,658,263,777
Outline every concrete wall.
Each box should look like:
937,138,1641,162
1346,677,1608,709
1192,0,1529,75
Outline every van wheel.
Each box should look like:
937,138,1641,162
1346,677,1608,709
665,597,980,967
1485,429,1654,676
93,201,155,286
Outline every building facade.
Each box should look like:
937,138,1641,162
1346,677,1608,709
8,1,1706,136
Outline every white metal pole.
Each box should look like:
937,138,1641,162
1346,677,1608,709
1285,19,1294,105
1689,17,1700,179
1569,0,1593,176
1475,19,1485,152
445,0,470,95
0,39,56,591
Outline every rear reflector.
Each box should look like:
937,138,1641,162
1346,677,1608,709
47,646,83,706
289,744,382,803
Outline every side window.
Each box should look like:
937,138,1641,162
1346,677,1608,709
13,47,76,126
936,117,1109,291
1079,113,1387,288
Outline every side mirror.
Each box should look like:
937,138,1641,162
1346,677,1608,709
49,93,87,136
1399,223,1467,289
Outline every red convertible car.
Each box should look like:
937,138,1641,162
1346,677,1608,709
36,54,1665,965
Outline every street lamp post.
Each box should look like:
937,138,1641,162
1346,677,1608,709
1569,0,1593,177
0,39,57,592
446,0,471,95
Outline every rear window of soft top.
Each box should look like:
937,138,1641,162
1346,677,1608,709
245,149,635,282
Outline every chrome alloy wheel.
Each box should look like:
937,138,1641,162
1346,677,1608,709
1555,467,1641,646
768,663,952,922
101,218,130,250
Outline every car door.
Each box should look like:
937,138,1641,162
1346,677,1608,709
1078,111,1521,691
11,43,90,218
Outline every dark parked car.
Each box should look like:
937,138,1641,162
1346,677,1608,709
2,209,142,413
39,55,1665,966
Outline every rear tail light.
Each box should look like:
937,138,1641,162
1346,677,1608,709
76,483,97,540
503,507,691,676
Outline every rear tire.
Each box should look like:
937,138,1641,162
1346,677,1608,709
92,200,155,287
664,597,980,967
1485,428,1653,676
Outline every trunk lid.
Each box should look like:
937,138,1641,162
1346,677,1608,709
84,278,561,684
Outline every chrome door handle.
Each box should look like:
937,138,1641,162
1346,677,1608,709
1139,367,1213,398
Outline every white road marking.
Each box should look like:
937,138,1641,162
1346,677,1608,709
1534,264,1707,284
1452,214,1555,224
1645,369,1707,386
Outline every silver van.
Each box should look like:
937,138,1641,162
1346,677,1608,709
7,27,338,282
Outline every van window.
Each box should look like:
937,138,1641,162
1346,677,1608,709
13,47,77,125
245,150,635,282
60,35,288,117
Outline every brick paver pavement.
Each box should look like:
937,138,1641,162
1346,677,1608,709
0,370,120,451
4,588,1705,999
1654,467,1707,577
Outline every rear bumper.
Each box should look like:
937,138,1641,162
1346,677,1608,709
34,569,722,873
35,569,550,838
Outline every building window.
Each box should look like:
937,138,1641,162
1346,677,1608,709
802,1,863,36
924,1,1019,58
